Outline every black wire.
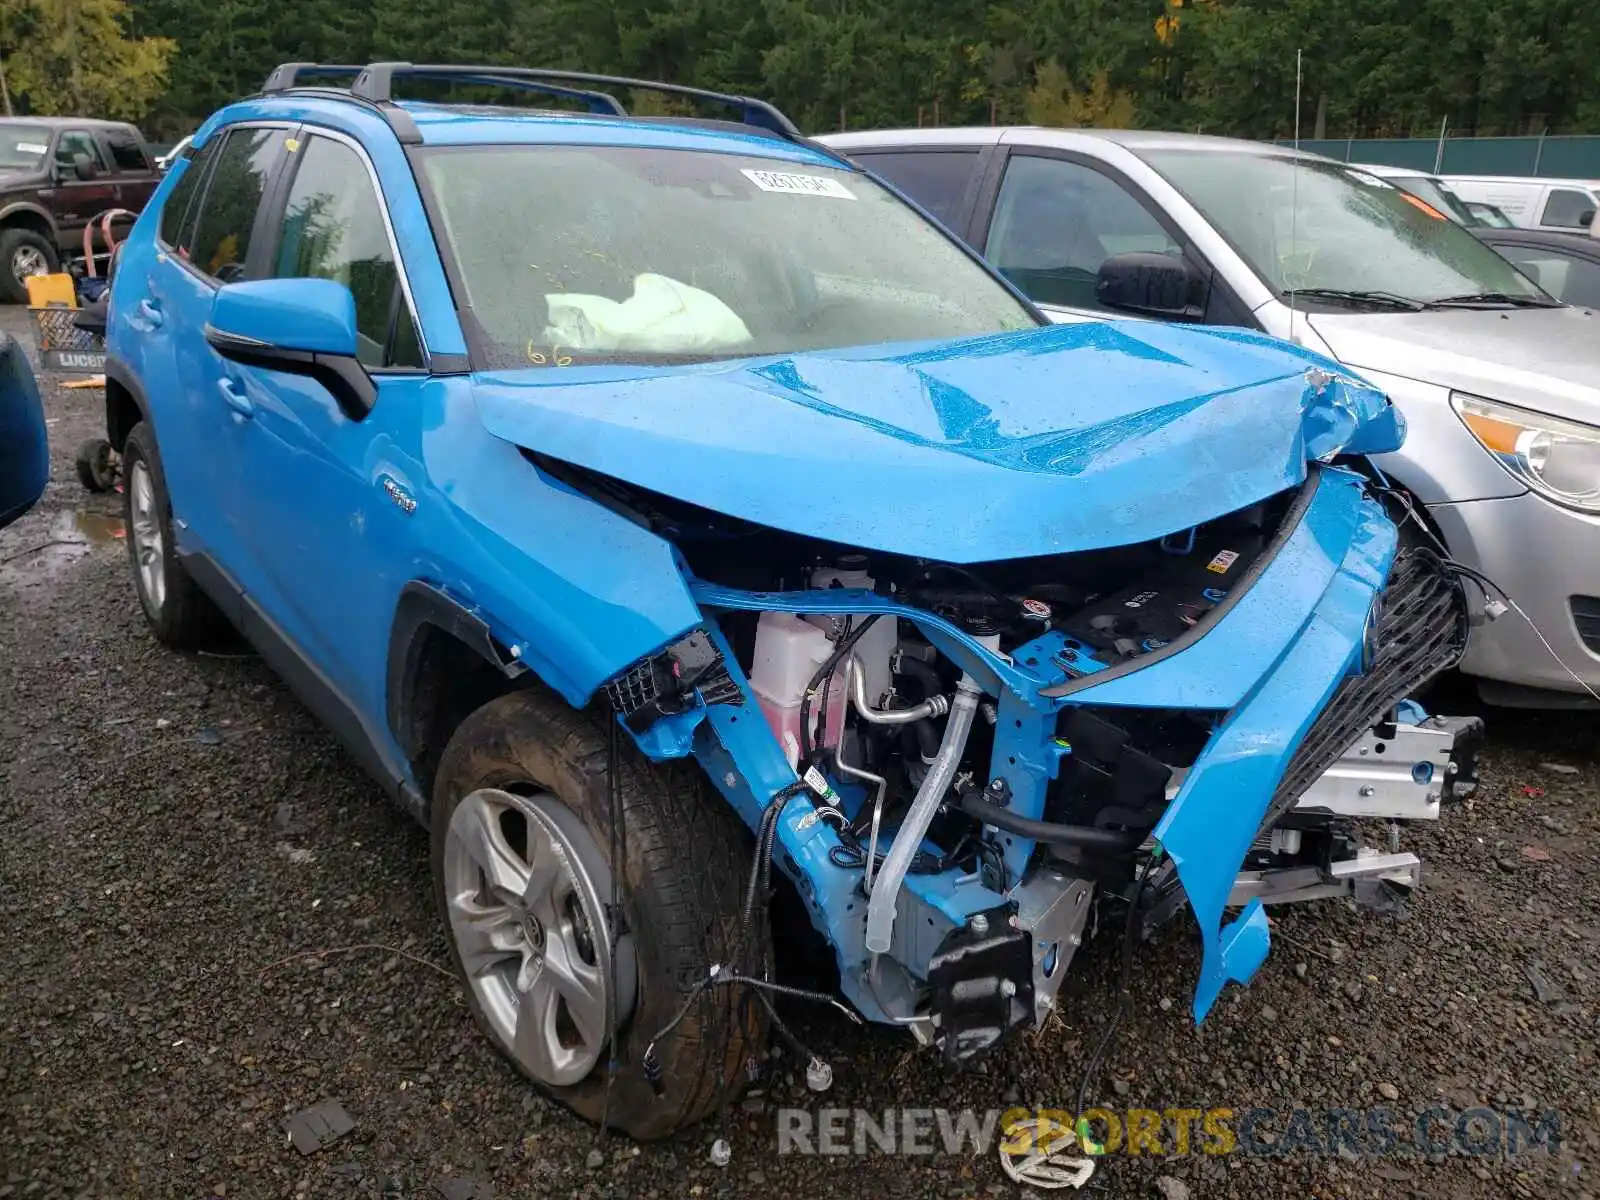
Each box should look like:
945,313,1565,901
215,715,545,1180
1073,855,1157,1125
752,985,823,1069
827,829,975,875
646,782,811,1080
904,562,1016,609
798,615,880,767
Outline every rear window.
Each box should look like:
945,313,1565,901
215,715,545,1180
416,145,1036,367
105,128,150,172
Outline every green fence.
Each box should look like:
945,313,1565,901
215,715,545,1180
1272,135,1600,178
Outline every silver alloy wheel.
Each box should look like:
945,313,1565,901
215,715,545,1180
444,787,636,1087
128,460,166,613
11,245,48,282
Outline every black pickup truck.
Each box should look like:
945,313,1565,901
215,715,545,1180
0,117,162,302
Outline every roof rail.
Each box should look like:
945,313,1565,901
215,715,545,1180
261,63,365,92
345,62,803,138
257,66,424,143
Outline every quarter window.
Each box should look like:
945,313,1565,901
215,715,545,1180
271,135,422,368
986,155,1182,311
188,127,282,283
1540,188,1597,229
852,151,979,228
158,141,214,252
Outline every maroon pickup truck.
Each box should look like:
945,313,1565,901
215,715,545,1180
0,117,162,302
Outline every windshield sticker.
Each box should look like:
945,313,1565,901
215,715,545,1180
1206,549,1239,574
741,168,856,199
16,142,47,155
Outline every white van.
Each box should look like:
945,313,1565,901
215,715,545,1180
1441,175,1600,238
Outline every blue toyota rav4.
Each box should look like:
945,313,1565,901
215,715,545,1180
103,63,1482,1138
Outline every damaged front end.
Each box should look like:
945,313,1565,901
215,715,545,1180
481,324,1477,1061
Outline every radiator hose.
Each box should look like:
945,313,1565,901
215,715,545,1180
864,674,983,954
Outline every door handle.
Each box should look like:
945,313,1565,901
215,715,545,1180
137,299,162,328
217,378,255,419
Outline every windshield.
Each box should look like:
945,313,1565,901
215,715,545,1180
0,125,50,171
1141,150,1550,307
417,146,1038,366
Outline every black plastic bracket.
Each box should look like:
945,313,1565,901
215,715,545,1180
927,908,1033,1065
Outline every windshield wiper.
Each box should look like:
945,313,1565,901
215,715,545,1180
1287,288,1427,312
1423,292,1562,309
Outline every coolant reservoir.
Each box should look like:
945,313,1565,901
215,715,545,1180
750,611,848,767
807,558,897,707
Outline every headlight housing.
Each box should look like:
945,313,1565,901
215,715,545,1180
1451,393,1600,515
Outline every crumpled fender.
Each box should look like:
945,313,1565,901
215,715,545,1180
1148,472,1398,1020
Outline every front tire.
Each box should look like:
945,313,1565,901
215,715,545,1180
431,690,769,1139
0,228,60,304
121,422,225,648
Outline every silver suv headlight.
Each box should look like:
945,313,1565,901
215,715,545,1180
1451,393,1600,515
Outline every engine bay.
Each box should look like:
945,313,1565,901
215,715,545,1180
551,450,1473,1057
560,448,1303,898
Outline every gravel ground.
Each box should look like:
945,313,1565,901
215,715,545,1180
2,305,1597,1200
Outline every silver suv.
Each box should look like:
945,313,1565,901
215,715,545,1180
820,128,1600,707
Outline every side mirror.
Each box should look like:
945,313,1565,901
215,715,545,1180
1579,209,1595,229
1095,251,1206,319
204,278,374,419
72,152,99,181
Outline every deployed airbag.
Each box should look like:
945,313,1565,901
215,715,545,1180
545,273,752,355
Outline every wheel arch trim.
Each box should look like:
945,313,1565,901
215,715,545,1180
104,355,152,450
385,579,533,761
0,202,59,238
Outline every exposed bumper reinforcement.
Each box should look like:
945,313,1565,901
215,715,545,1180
1293,714,1484,822
1230,849,1421,911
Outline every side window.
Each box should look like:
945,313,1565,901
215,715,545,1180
272,134,422,368
54,130,108,172
158,140,217,251
1540,188,1597,229
986,155,1182,311
188,128,282,283
1497,245,1600,308
852,151,980,229
105,128,151,172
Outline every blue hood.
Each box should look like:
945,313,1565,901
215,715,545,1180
474,321,1402,562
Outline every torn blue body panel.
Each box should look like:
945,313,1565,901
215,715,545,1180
680,466,1403,1022
1149,476,1397,1018
472,321,1401,563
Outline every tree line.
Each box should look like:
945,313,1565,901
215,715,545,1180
4,0,1598,142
